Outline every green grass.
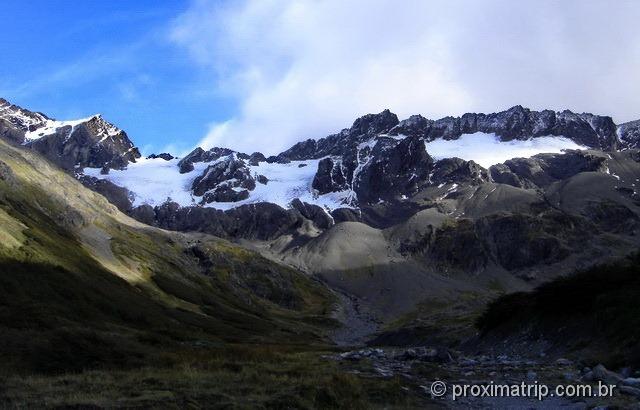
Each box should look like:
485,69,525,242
0,345,417,409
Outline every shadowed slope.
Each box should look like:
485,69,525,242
0,138,335,375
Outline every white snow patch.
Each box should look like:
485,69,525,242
204,159,352,211
377,133,408,141
84,158,211,207
424,132,587,168
84,157,353,211
23,117,93,143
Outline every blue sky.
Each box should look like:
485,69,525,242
2,1,639,156
0,0,234,155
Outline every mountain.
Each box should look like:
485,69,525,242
0,134,335,365
618,119,640,149
2,97,640,407
2,97,640,322
0,98,140,170
0,130,447,408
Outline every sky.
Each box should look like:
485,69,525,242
1,0,640,156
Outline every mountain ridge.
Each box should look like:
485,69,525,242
2,98,640,272
0,98,140,170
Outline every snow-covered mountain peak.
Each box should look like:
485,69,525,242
82,114,125,142
0,98,49,133
0,97,140,170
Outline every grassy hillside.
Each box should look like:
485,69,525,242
477,252,640,368
0,140,420,407
0,137,337,370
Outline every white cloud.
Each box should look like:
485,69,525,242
171,0,640,155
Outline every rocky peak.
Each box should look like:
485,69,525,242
82,114,124,142
0,99,49,143
413,106,619,149
617,120,640,149
0,98,49,132
0,98,140,170
350,109,399,136
552,110,617,149
389,114,433,138
178,146,236,173
279,110,400,161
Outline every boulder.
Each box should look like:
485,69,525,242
622,378,640,388
619,385,640,398
593,364,623,385
256,175,269,185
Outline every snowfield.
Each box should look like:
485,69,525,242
84,158,209,207
24,117,93,143
84,132,589,211
242,160,354,211
84,157,352,211
424,132,587,168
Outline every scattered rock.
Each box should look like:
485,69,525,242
397,347,453,363
582,371,595,382
147,153,174,161
339,348,385,361
0,160,17,186
622,377,640,388
619,385,640,398
593,364,623,385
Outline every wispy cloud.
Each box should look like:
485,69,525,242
7,41,147,100
171,0,640,155
117,73,156,102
